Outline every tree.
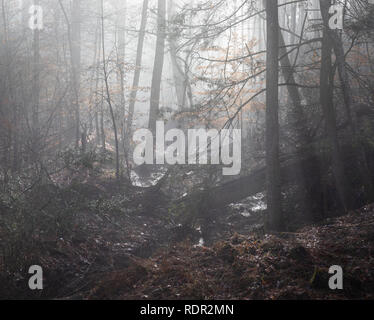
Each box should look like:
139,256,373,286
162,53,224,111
101,0,120,180
58,0,81,149
71,0,81,148
126,0,149,143
265,0,283,231
319,22,353,212
168,0,189,111
115,0,126,152
319,0,374,201
31,0,41,161
149,0,166,135
278,19,316,220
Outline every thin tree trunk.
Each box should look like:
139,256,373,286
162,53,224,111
168,0,188,111
149,0,166,135
71,0,81,149
290,1,297,53
88,12,100,135
58,0,81,148
116,1,126,149
126,0,149,141
100,100,105,152
32,0,40,160
94,3,102,147
101,0,120,180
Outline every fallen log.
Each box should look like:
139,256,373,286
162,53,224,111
171,155,322,224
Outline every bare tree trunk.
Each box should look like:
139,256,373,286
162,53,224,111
265,0,283,231
101,0,120,180
100,99,105,152
320,28,353,211
71,0,81,149
126,0,149,141
88,8,100,136
115,1,126,147
1,0,16,172
149,0,166,135
95,108,100,146
94,2,102,147
58,0,81,148
168,0,188,111
290,1,297,52
115,0,131,180
32,0,40,161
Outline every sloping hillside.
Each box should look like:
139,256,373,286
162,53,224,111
86,204,374,300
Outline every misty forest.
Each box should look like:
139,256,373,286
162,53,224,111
0,0,374,300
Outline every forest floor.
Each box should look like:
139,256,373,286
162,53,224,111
85,204,374,300
1,176,374,300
